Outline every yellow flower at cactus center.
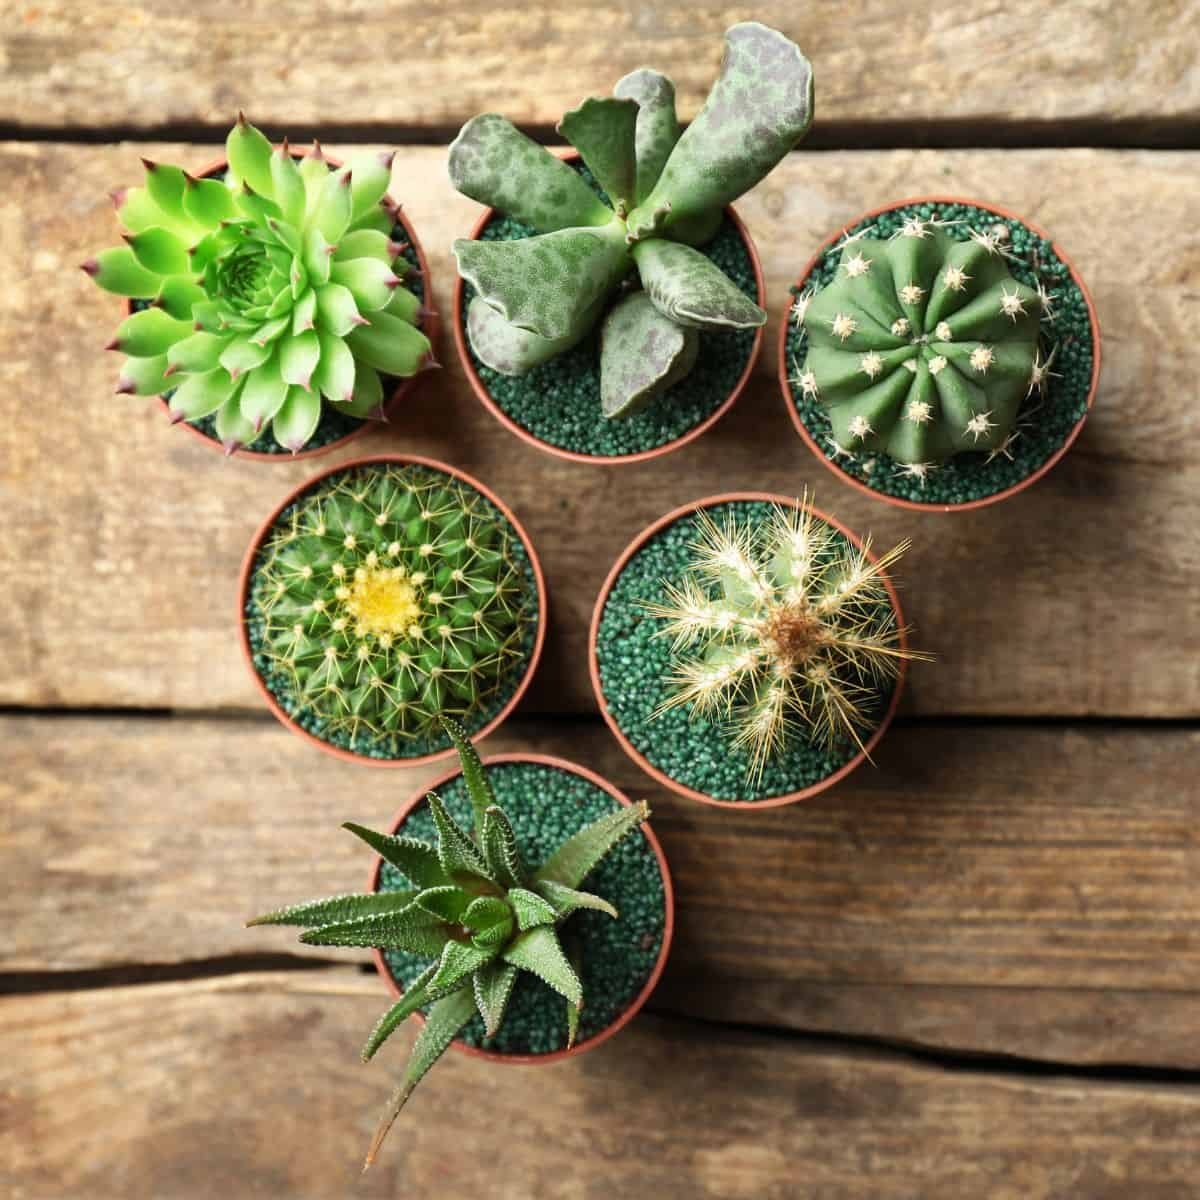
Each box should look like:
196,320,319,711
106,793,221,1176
344,565,422,637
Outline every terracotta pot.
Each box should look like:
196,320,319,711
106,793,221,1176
778,195,1101,513
589,491,909,808
369,751,675,1064
452,152,766,465
120,150,440,462
237,453,546,767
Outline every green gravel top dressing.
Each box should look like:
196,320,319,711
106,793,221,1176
785,200,1094,505
244,461,540,760
379,760,666,1055
596,500,895,803
460,164,759,458
139,207,427,456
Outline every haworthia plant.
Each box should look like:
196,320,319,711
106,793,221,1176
249,716,651,1170
84,115,434,454
793,219,1048,466
448,23,814,419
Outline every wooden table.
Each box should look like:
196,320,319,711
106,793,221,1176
4,3,1200,1196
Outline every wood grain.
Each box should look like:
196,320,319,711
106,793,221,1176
4,143,1199,718
4,971,1198,1200
7,713,1200,1067
4,2,1198,134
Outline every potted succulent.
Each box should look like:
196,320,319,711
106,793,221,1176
238,455,545,765
446,22,813,463
83,115,438,459
780,197,1100,511
590,492,928,807
250,718,673,1170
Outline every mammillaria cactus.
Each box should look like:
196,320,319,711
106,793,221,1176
84,115,432,454
448,22,813,418
644,500,926,780
250,718,650,1168
794,219,1045,466
253,463,535,750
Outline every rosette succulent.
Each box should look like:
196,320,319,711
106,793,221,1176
645,499,928,780
84,115,433,454
449,22,813,417
250,718,650,1169
252,463,537,754
793,218,1046,466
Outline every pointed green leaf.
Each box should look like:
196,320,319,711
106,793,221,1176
111,306,192,357
291,288,317,335
480,806,526,890
247,889,418,928
501,925,582,1005
239,357,290,432
506,887,558,930
613,68,680,205
361,964,437,1062
279,330,321,390
270,146,307,227
299,907,456,957
182,175,236,226
219,333,273,378
533,879,619,920
313,171,354,242
472,961,519,1038
533,800,649,888
632,238,766,330
335,228,395,263
330,256,400,313
341,150,394,223
428,793,496,886
438,715,496,842
341,822,449,890
365,988,476,1169
314,282,361,336
414,884,470,923
627,23,813,238
345,309,431,376
453,222,630,341
383,284,421,324
167,367,239,422
333,360,384,418
213,387,258,453
115,353,171,396
114,185,178,237
470,914,514,951
299,145,331,220
142,161,191,226
302,226,334,286
430,939,499,993
447,113,612,233
564,936,584,1048
461,896,511,933
312,330,355,404
557,96,639,213
226,114,276,198
233,183,282,225
599,290,698,418
154,276,206,321
83,247,161,297
465,294,588,377
250,315,291,347
271,386,323,451
166,331,231,375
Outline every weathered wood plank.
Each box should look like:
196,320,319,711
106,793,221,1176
3,144,1198,717
4,2,1199,133
3,972,1197,1200
6,714,1200,1067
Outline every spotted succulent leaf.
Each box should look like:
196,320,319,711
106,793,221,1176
465,295,590,377
558,96,639,214
631,238,766,330
612,68,680,206
599,291,698,419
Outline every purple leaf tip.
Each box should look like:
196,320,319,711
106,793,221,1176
80,259,99,277
103,337,121,352
114,378,136,395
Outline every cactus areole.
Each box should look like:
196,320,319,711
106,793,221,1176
447,22,813,421
238,456,545,765
85,117,436,457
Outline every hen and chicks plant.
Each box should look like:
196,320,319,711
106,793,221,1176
449,22,813,417
646,500,926,780
250,718,649,1168
85,115,433,453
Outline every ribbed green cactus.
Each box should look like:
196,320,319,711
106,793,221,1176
645,500,927,780
84,115,433,454
449,23,813,418
250,718,649,1169
794,220,1045,465
254,465,535,749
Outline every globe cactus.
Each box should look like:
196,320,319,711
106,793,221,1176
249,718,650,1169
448,22,813,418
252,463,537,752
644,499,928,780
793,219,1046,466
84,115,434,454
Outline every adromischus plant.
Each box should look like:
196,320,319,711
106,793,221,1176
250,718,650,1169
644,500,928,780
793,219,1047,468
448,22,814,417
84,115,433,454
255,464,535,748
